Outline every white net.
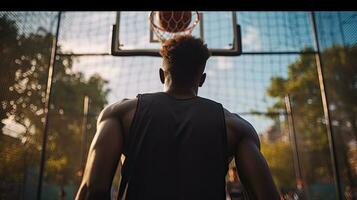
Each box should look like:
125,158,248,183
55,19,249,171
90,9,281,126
149,11,200,42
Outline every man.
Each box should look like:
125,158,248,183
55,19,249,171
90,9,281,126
75,35,280,200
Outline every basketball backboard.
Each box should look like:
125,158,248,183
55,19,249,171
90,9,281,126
111,12,242,56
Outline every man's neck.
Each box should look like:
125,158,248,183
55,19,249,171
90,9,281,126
164,86,198,99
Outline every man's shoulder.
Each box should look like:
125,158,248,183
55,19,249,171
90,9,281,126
224,108,252,129
223,108,260,148
98,98,138,123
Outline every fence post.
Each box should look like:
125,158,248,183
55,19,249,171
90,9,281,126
36,11,62,200
310,11,343,200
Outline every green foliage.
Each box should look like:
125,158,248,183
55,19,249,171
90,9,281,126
266,49,333,185
0,15,109,194
261,138,295,189
265,45,357,189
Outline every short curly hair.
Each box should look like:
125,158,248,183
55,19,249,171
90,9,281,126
160,35,211,87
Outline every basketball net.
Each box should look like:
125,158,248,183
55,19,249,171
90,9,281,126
149,11,200,42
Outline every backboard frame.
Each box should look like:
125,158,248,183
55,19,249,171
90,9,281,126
111,12,242,57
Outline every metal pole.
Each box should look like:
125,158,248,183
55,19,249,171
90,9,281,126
284,95,311,199
36,11,62,200
310,11,343,200
80,95,89,174
284,95,303,187
21,144,28,200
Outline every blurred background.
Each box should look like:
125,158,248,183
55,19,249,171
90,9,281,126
0,11,356,200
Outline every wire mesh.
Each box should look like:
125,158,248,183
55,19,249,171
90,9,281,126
238,12,315,52
0,11,356,200
0,11,59,200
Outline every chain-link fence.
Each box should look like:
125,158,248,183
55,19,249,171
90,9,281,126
0,11,356,200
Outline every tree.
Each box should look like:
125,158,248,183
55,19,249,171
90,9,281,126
266,46,357,197
0,15,109,199
261,137,295,190
258,117,295,190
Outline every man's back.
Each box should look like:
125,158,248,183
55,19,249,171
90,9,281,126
123,92,227,199
75,35,279,200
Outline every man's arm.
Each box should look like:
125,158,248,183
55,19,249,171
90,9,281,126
226,110,280,199
75,107,124,200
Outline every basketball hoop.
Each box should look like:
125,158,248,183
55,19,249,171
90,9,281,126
149,11,201,42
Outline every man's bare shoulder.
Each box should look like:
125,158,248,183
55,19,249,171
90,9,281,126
98,98,138,124
224,108,260,149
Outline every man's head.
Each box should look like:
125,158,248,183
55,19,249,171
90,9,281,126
159,35,211,90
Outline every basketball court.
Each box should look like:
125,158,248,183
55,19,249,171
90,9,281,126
0,11,356,200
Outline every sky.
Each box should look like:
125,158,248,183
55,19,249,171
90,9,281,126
2,11,356,136
61,11,314,133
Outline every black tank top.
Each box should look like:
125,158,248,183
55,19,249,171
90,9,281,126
121,92,228,200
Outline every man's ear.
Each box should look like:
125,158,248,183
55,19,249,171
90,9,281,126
159,68,165,84
199,73,206,87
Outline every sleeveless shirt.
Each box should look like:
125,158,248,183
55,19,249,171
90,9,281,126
121,92,228,200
